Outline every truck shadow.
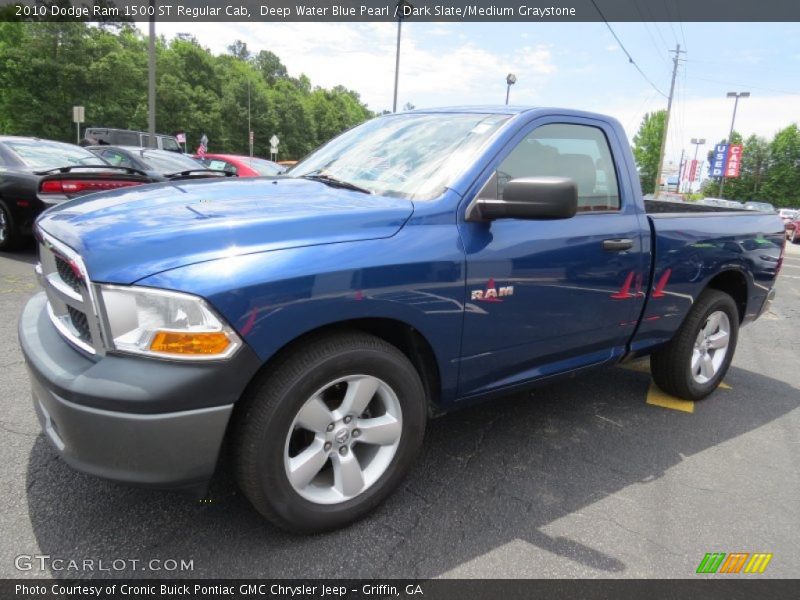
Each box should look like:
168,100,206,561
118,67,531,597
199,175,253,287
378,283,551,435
0,240,37,265
25,364,799,578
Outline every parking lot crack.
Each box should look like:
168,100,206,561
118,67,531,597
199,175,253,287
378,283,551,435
603,516,682,557
0,420,38,438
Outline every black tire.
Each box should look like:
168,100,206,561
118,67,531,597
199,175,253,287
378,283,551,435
791,229,798,244
650,289,739,401
0,201,20,251
234,331,427,533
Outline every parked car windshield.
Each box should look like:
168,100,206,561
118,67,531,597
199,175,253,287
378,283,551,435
160,137,182,152
290,112,510,200
243,157,285,176
744,201,776,212
6,139,103,169
138,149,206,173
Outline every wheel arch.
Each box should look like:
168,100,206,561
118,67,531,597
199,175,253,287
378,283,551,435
705,268,748,323
241,317,444,417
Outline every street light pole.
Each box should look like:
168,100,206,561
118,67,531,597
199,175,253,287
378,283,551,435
393,2,413,113
689,137,705,193
505,73,517,105
718,91,749,197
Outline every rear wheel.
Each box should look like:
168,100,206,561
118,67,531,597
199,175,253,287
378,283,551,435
0,201,20,251
791,228,798,244
234,331,427,532
650,289,739,401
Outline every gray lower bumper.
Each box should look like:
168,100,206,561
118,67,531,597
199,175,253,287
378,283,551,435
19,292,261,488
30,378,232,487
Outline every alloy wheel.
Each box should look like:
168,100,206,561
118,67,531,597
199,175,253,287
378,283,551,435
283,374,403,504
691,310,731,384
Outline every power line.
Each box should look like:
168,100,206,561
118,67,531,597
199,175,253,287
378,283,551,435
590,0,668,98
632,1,670,67
685,73,800,96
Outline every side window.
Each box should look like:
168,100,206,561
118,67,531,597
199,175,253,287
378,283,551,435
497,123,621,212
100,150,133,168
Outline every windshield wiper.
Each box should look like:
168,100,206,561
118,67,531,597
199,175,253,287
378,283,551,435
301,173,372,194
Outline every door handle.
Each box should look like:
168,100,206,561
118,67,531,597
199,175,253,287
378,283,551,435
602,238,634,252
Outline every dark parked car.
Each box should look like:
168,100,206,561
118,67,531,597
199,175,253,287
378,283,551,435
83,128,183,152
0,136,154,250
87,146,234,182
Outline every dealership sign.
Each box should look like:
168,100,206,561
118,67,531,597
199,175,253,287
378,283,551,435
684,159,699,182
709,144,743,178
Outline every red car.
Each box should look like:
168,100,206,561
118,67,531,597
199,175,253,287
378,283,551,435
786,216,800,244
195,153,286,177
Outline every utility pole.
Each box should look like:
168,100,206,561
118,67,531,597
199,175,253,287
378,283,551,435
677,148,685,193
248,78,253,158
654,44,684,197
147,0,156,148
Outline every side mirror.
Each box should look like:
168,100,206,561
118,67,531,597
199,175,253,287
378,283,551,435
467,176,578,221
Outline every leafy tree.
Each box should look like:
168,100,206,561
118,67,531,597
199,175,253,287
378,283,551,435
253,50,288,84
716,134,770,201
227,39,250,61
760,124,800,207
632,110,666,194
0,22,373,159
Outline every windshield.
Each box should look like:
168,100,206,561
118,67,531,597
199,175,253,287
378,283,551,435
160,137,182,152
139,150,206,173
291,112,510,200
244,157,284,176
6,140,104,169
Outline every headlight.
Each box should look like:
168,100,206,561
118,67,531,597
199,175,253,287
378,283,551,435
98,285,241,360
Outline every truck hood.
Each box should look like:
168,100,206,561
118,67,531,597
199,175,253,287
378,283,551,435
37,178,414,284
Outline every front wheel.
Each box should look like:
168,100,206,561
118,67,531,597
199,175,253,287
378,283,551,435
234,332,427,533
650,289,739,400
0,201,20,251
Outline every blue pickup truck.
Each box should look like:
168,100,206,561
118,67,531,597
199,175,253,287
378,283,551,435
19,107,785,532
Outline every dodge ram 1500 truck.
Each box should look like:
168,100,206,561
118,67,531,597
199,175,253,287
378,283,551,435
19,107,785,532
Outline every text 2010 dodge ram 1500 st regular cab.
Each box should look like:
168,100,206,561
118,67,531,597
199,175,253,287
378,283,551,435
19,107,785,532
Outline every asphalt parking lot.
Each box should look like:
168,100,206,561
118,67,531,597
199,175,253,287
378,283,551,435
1,240,798,579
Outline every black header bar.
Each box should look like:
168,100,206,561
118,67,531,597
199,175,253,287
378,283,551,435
2,0,799,22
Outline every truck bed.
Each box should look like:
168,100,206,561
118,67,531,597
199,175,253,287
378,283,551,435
644,199,748,214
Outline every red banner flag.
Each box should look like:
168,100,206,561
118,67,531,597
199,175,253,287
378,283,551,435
725,144,743,178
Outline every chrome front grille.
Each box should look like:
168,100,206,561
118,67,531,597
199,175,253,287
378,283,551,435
37,232,103,355
54,254,84,293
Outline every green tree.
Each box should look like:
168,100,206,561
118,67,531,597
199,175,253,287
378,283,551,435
632,110,666,194
720,134,770,201
760,124,800,207
0,22,373,159
253,50,288,84
227,39,250,60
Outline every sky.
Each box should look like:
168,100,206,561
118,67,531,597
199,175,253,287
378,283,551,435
141,21,800,170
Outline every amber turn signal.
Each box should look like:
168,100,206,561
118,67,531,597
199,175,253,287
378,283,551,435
149,331,231,355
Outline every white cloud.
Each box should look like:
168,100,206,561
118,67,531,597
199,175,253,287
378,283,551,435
146,22,557,111
600,92,800,163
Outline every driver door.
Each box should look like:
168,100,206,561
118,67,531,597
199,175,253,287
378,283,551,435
457,117,648,398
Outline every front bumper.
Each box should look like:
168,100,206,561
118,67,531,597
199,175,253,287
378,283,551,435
19,292,261,487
